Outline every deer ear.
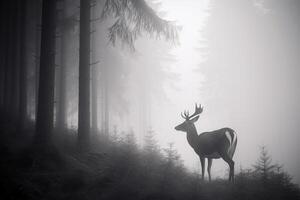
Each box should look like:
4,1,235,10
191,115,199,123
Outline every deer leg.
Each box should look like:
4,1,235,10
220,153,235,182
207,158,212,181
200,156,205,180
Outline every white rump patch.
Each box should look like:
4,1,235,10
232,131,237,145
227,131,237,157
225,130,232,146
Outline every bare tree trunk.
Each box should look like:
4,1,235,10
10,0,22,120
91,5,98,134
91,66,98,133
100,72,105,133
4,2,15,116
0,1,6,110
104,75,109,136
35,1,42,121
19,0,28,129
56,0,67,130
34,0,57,147
99,64,109,136
78,0,91,151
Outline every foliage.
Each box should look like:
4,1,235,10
0,120,299,200
252,145,279,182
101,0,178,49
143,128,159,153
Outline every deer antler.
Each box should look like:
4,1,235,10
181,110,190,120
188,103,203,119
180,103,203,120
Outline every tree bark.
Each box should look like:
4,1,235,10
78,0,91,151
56,0,68,130
10,0,22,119
18,0,28,129
3,2,15,115
104,78,109,135
34,1,42,120
0,1,6,110
34,0,57,147
91,66,98,133
91,6,98,134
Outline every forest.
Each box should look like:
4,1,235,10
0,0,300,199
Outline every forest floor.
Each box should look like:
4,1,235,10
0,117,299,200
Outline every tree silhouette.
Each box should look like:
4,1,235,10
34,0,57,148
143,128,159,154
253,146,278,183
77,0,91,152
18,0,28,129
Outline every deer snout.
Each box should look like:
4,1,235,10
175,124,184,131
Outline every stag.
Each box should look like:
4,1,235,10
175,104,237,182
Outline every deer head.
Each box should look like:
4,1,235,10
175,103,203,132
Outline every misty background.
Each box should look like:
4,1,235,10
77,0,300,183
161,0,300,184
1,0,300,199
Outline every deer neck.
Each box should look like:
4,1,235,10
186,125,198,149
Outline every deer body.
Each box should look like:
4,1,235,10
175,104,237,182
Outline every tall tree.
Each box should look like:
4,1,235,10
10,0,22,119
34,0,42,119
103,65,109,135
77,0,178,150
0,1,6,110
34,0,57,147
100,0,178,134
91,3,99,134
78,0,91,151
56,0,68,130
18,0,28,129
91,65,99,133
3,1,16,115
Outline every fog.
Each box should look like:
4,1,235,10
2,0,300,199
3,0,300,186
92,0,300,183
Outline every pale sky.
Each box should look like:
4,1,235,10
146,0,300,184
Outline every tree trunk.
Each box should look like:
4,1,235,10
34,0,57,147
99,65,109,136
91,6,98,134
3,2,15,116
78,0,91,151
100,72,105,133
18,0,28,129
104,78,109,135
10,0,22,120
56,0,68,130
91,66,98,133
0,1,6,110
35,1,42,121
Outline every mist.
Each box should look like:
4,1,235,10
156,0,300,184
1,0,300,199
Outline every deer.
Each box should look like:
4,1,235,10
175,104,237,182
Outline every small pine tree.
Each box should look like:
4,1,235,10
144,128,159,154
163,143,182,167
124,128,137,151
253,146,278,183
111,125,119,142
